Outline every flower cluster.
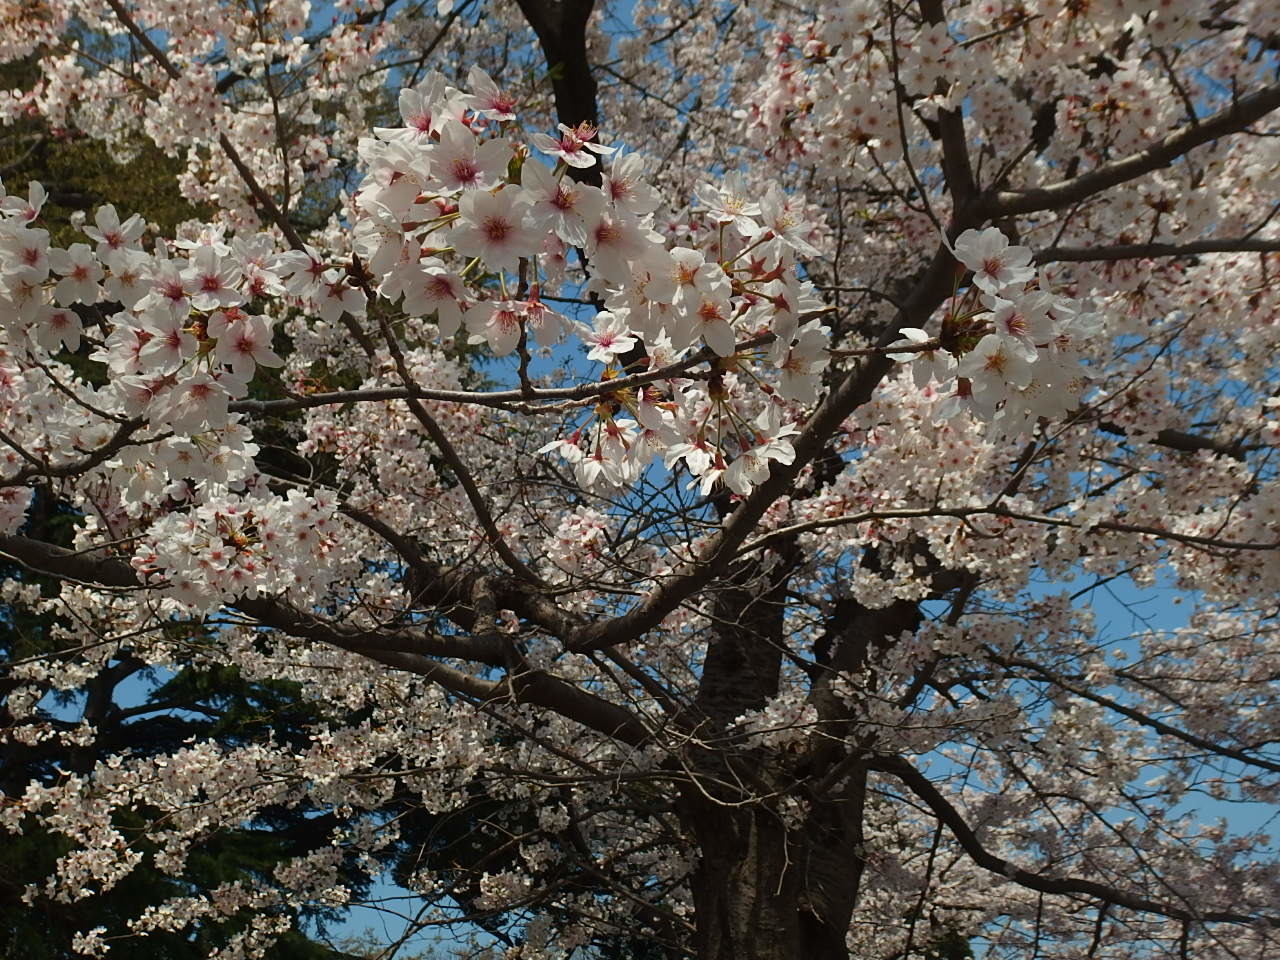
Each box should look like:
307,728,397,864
350,70,830,494
2,3,1279,959
0,184,286,443
887,227,1100,435
131,489,339,613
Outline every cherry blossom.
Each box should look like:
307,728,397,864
530,121,616,168
520,159,605,246
603,153,661,217
465,65,519,121
694,172,763,237
583,209,650,284
47,243,102,305
36,306,83,353
183,246,243,312
0,6,1277,960
82,204,145,258
886,327,955,388
432,119,512,191
953,226,1036,295
449,189,535,274
211,313,283,377
467,298,524,356
392,258,468,338
578,310,637,364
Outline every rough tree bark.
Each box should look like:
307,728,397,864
671,553,883,959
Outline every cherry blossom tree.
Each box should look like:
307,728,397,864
1,1,1280,959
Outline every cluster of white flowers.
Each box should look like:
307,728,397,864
132,488,338,613
0,186,285,425
733,692,820,751
888,227,1101,435
542,506,613,579
350,70,831,495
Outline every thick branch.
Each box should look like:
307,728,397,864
513,0,600,129
734,503,1280,561
0,419,148,489
873,755,1280,927
0,535,647,745
992,80,1280,218
229,335,769,417
997,655,1280,775
918,0,978,209
1098,423,1256,461
1036,237,1280,263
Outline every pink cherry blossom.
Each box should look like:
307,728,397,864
694,173,763,237
449,189,534,275
431,119,512,191
467,299,524,356
578,311,637,364
583,209,648,284
394,259,467,338
465,66,518,121
83,203,145,257
138,310,197,373
602,153,661,217
519,160,604,246
48,242,102,305
953,227,1036,295
531,121,616,169
182,246,243,312
315,269,365,323
213,314,283,377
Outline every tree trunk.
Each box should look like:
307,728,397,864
680,776,866,960
679,553,867,959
